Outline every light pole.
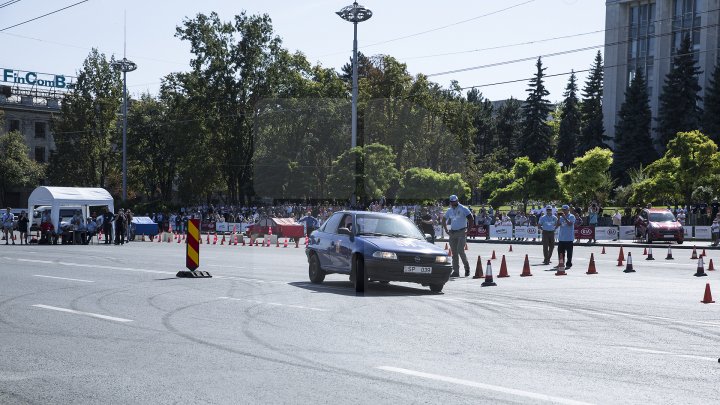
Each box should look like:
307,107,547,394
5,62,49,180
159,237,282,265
111,57,136,202
336,2,372,205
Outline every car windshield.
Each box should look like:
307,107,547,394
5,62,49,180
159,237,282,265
649,212,676,222
354,214,424,239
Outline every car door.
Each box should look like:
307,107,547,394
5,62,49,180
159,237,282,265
332,213,355,273
314,213,342,271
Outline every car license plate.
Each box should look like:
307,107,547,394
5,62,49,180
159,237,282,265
664,235,675,238
404,266,432,274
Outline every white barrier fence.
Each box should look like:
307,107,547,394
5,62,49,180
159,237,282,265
454,225,712,241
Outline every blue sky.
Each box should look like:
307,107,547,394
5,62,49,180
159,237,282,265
1,0,607,102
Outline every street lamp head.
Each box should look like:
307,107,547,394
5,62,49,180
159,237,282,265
111,57,137,73
336,2,373,23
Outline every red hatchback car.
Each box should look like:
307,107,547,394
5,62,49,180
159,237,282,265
636,208,684,244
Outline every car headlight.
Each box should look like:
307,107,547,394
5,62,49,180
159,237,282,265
372,251,397,260
435,255,450,263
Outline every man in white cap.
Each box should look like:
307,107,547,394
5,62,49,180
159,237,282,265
538,205,558,265
442,195,473,277
557,204,576,269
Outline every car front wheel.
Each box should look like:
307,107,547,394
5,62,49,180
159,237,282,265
308,254,325,284
429,283,444,293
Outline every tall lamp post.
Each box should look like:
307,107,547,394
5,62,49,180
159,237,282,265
336,2,372,205
111,57,137,202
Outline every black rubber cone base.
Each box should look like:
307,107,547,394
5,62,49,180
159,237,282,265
176,270,213,278
646,257,655,261
694,271,707,277
623,268,636,273
481,280,497,287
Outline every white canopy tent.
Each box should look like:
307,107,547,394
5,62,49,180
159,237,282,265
27,187,114,231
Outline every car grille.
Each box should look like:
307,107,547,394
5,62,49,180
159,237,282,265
396,254,438,264
657,229,678,235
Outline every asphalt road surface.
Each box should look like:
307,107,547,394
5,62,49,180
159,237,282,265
1,240,718,404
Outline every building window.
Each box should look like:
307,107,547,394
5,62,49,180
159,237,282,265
35,122,46,139
627,2,656,93
35,146,46,163
672,0,701,57
9,119,20,132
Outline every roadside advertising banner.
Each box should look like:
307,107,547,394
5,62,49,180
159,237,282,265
514,226,538,239
490,225,513,238
574,226,595,240
694,226,711,239
594,226,618,240
618,226,636,240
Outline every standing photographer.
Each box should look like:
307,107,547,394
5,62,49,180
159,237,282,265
557,204,576,269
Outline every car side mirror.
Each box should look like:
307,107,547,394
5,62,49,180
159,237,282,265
424,234,433,242
338,227,352,236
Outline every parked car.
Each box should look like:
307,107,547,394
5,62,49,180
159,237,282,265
305,211,452,293
636,208,684,244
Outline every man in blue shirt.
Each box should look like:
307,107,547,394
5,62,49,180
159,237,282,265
442,195,473,277
557,204,576,269
538,206,557,265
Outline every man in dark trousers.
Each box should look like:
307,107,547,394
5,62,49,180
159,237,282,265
102,208,114,244
114,209,126,245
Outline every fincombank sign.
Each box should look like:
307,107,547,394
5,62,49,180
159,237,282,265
1,68,75,90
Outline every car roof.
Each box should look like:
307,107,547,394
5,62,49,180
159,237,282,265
335,210,409,218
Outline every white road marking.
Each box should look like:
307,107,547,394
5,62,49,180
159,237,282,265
31,304,133,323
377,366,594,405
218,297,327,311
33,275,94,283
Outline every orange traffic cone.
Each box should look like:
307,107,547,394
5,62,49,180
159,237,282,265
448,247,453,257
701,248,707,257
701,283,715,303
646,247,655,260
283,238,288,248
497,255,510,278
481,260,497,287
509,244,513,252
520,254,532,277
643,247,647,256
472,256,484,279
305,236,309,247
586,253,598,275
444,243,449,251
617,247,625,266
601,246,606,254
708,258,715,271
623,252,635,273
206,233,210,244
694,257,707,277
555,252,566,276
295,238,299,248
276,237,280,247
464,243,468,251
691,246,698,260
157,232,162,243
665,246,674,260
221,235,226,245
177,234,181,244
491,250,497,260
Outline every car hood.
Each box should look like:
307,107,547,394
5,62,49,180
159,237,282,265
361,236,447,255
649,221,681,229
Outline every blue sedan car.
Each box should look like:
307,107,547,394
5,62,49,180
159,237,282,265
305,211,452,293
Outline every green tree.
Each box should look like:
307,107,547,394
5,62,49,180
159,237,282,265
702,64,720,144
518,57,554,162
327,143,400,201
633,130,717,206
0,130,46,207
612,69,656,184
493,97,523,163
49,48,122,189
656,35,703,153
577,51,609,155
487,157,561,211
396,167,470,202
556,71,581,166
559,147,614,205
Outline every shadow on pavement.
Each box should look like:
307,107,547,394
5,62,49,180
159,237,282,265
288,280,440,297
